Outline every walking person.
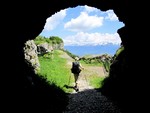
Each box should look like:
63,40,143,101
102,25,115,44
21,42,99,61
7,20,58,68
71,57,84,92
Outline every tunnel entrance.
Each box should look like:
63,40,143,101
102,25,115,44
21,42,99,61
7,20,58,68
24,5,124,94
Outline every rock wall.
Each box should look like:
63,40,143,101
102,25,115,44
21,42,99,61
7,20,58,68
24,40,40,73
37,42,64,55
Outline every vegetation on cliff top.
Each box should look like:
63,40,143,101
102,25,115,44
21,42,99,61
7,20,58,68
34,35,63,45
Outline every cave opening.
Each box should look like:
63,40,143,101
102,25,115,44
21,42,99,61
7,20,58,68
23,5,125,94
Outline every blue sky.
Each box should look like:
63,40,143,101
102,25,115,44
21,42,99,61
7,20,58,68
39,5,125,46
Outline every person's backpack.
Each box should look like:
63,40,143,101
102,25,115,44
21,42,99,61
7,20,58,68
71,61,81,74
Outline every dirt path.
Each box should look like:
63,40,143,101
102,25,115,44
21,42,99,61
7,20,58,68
59,52,74,65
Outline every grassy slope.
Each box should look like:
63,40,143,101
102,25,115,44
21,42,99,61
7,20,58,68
38,50,74,93
38,50,106,93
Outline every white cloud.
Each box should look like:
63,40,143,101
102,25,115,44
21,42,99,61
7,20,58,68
105,10,118,21
83,5,98,13
64,12,103,32
44,9,66,31
63,32,121,46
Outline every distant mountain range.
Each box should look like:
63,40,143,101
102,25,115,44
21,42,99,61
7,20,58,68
64,44,121,57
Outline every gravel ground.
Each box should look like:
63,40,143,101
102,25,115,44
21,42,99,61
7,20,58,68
60,51,122,113
63,89,122,113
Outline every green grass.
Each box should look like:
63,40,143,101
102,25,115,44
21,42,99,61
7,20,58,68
38,50,74,93
88,75,105,88
37,49,106,93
